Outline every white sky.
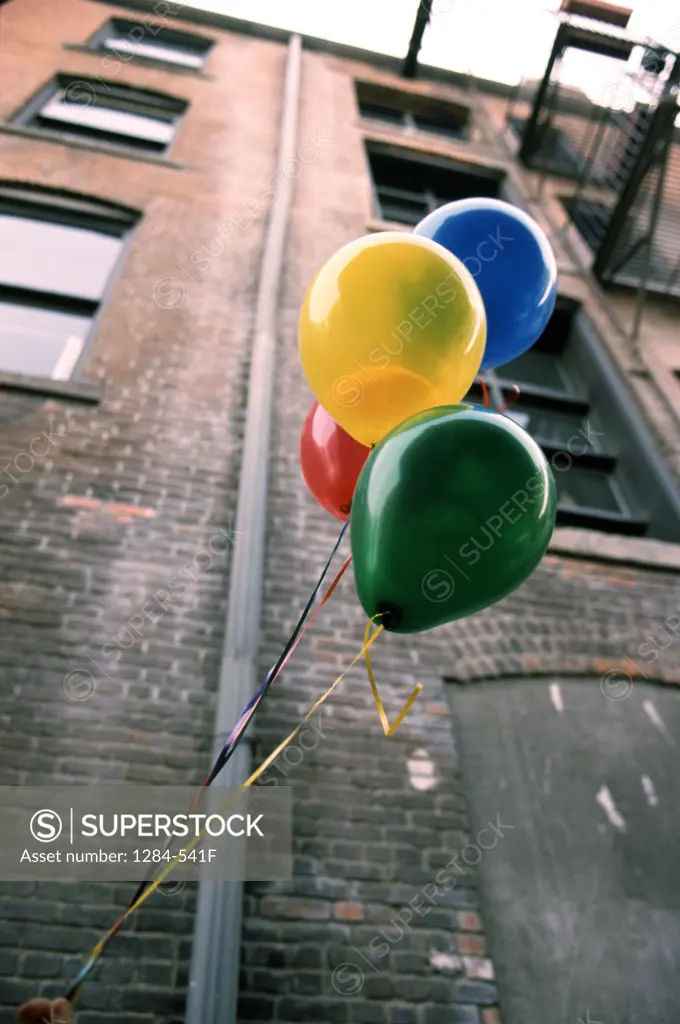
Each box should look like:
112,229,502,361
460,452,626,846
194,0,680,104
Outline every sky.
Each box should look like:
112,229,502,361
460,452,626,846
192,0,680,106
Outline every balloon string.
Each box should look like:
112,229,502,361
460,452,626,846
65,523,351,1003
65,619,385,1003
362,620,422,735
477,379,521,414
207,519,350,784
499,384,521,414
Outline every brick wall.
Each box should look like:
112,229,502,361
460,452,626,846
1,1,283,1020
1,4,680,1024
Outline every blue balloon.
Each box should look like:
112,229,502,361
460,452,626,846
414,198,557,371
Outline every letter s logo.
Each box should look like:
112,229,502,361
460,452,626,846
30,809,63,843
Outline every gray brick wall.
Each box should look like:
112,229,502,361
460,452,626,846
1,4,680,1024
1,1,282,1019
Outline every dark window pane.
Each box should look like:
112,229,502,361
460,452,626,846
375,185,430,223
0,214,123,300
556,466,625,514
367,147,502,204
359,102,405,125
0,185,137,235
377,201,426,224
412,112,467,139
0,302,88,378
499,349,574,393
40,92,176,145
506,402,597,449
376,189,429,224
66,81,185,115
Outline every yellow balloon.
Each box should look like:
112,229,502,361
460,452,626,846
298,232,486,447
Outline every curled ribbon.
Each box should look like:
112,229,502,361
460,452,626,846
363,619,422,735
67,618,387,1003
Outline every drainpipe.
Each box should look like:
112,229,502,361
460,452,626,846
184,32,302,1024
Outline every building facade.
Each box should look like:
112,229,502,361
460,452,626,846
1,1,680,1023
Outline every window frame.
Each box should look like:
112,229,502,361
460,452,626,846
364,140,509,225
0,182,138,383
356,81,471,143
12,73,189,157
86,17,214,73
470,296,680,540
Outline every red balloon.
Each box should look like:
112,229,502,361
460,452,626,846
300,401,370,520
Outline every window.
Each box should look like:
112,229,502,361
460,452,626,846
88,18,213,70
466,296,680,540
357,82,470,141
0,183,137,380
366,142,503,224
14,75,188,155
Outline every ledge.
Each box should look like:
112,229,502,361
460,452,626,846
0,372,104,404
0,123,186,170
549,526,680,573
62,42,217,80
366,217,410,233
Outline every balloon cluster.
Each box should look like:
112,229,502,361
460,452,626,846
299,198,559,634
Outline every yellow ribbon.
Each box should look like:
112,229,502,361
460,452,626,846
78,616,422,988
363,620,422,735
85,620,388,935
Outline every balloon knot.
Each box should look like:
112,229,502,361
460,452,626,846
377,606,401,631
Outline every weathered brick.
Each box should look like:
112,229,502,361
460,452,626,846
424,1007,481,1024
243,944,287,969
453,981,498,1005
21,952,61,978
458,912,483,932
391,951,430,973
288,972,325,996
458,935,486,956
0,951,20,977
260,897,331,920
238,995,276,1021
350,1001,389,1023
464,957,494,981
334,902,365,921
389,1007,419,1024
360,975,394,999
279,998,349,1023
288,946,322,969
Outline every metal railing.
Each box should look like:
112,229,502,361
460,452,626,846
507,8,680,311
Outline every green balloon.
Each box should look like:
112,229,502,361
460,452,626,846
350,404,557,634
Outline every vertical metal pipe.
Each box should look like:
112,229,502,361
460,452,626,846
184,32,302,1024
403,0,432,78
